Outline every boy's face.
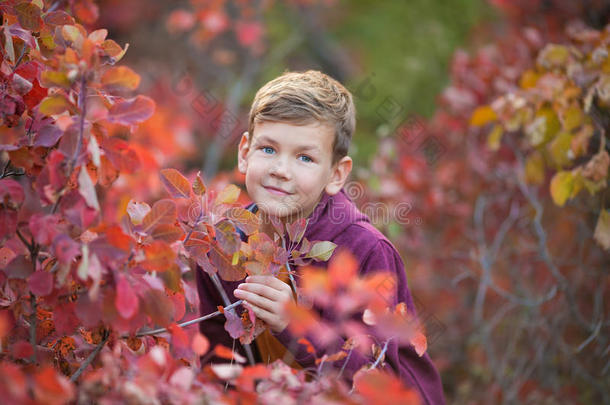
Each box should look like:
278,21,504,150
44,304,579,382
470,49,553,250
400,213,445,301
237,121,352,222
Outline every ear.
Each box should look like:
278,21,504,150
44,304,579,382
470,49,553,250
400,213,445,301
237,131,250,174
325,156,352,195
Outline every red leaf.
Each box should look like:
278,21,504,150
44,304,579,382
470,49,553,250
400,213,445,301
28,270,53,296
74,293,102,328
353,369,421,405
286,218,307,243
33,365,75,405
53,302,79,335
140,288,175,327
106,225,133,251
141,199,177,233
52,234,80,265
236,21,263,46
168,323,189,350
107,95,155,125
192,332,210,356
29,213,61,245
14,2,42,32
115,275,139,319
0,178,25,206
328,248,358,289
142,241,177,272
223,308,244,339
3,255,35,279
43,11,75,26
11,340,33,359
214,344,246,363
72,0,99,25
169,292,185,322
159,168,191,199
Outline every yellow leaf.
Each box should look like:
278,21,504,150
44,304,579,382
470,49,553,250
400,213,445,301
214,184,241,205
548,131,573,168
519,69,539,89
101,66,141,92
470,105,497,127
593,210,610,251
38,94,75,115
487,124,503,151
550,171,574,206
561,105,583,132
524,151,545,185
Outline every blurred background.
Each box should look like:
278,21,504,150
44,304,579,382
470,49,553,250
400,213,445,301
93,0,610,403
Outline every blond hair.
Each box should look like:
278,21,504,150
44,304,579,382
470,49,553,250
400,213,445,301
247,70,356,165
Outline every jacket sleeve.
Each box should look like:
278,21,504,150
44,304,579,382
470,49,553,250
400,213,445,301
271,240,446,405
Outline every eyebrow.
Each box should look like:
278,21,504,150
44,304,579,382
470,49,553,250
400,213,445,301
254,135,321,153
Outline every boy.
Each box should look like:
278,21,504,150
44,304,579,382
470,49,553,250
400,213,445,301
195,70,445,404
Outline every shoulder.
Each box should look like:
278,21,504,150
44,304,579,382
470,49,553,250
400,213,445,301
333,222,404,275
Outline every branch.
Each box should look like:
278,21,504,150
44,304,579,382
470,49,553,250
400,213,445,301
70,330,109,382
133,299,243,337
370,338,391,370
209,272,256,365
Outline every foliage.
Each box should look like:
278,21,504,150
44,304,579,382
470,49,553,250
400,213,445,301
363,2,610,403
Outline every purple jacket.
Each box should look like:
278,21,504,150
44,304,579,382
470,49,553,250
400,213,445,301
195,189,445,404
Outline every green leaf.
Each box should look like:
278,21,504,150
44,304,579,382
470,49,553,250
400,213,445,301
305,241,337,261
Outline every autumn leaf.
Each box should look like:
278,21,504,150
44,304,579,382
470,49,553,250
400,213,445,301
141,199,177,233
115,275,139,319
101,66,141,93
470,105,497,126
107,95,155,125
192,171,206,195
126,199,151,225
550,170,574,206
192,332,210,356
593,210,610,251
305,241,337,261
214,184,241,205
160,168,191,199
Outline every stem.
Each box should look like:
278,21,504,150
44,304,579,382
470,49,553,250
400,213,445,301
133,299,243,337
70,330,109,382
68,76,87,175
370,338,391,370
209,272,255,365
337,348,353,379
29,294,37,363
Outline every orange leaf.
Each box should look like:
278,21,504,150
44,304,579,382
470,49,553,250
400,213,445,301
192,332,210,356
106,225,132,251
101,66,141,92
411,331,428,357
328,249,358,289
160,168,191,199
142,241,176,272
214,344,246,363
141,199,177,233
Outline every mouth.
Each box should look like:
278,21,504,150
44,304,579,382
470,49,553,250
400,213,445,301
264,186,292,196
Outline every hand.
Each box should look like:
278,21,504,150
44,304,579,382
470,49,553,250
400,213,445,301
233,275,294,334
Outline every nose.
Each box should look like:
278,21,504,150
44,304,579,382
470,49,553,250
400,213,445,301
268,155,291,180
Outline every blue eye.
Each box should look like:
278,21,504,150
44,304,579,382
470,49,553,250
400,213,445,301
298,155,313,163
261,146,275,154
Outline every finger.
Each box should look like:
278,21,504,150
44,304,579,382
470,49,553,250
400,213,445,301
243,301,279,326
246,275,291,292
233,288,276,312
237,282,286,302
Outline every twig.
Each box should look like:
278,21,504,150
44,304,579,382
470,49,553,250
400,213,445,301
70,330,109,382
29,294,37,363
133,299,243,337
209,272,255,365
370,338,391,370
